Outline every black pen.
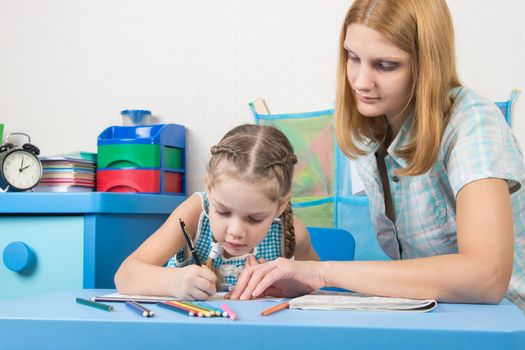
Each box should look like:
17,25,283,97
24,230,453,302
179,218,202,266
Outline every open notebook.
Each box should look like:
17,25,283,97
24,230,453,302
93,291,436,312
289,290,437,312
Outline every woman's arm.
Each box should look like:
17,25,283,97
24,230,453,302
114,194,217,299
230,178,514,302
292,216,319,261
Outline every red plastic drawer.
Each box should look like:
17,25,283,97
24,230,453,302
97,169,182,193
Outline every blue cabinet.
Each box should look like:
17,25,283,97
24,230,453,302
0,193,185,299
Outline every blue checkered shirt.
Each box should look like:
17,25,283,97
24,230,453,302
356,87,525,311
167,192,284,291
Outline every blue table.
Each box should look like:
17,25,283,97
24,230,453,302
0,289,524,350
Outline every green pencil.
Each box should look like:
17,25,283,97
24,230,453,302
76,297,114,312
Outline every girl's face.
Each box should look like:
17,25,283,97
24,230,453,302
344,23,413,133
207,178,285,258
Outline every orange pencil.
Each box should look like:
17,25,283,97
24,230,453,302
166,301,212,317
260,300,290,316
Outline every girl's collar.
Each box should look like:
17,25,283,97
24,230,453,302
221,246,258,261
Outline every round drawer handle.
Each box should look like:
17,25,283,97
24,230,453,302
3,241,35,273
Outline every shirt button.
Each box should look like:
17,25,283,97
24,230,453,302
392,175,400,183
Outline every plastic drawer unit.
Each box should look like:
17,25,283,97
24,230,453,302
97,124,186,195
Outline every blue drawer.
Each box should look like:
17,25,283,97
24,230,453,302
0,216,83,299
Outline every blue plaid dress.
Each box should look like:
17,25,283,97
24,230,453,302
356,87,525,311
167,192,284,291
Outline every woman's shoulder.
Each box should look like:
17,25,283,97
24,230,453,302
442,87,524,194
442,86,512,151
448,86,505,128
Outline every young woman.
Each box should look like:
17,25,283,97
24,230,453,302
227,0,525,312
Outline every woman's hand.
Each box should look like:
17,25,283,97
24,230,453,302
168,265,217,300
227,258,325,300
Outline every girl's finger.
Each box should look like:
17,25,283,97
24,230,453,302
189,288,213,301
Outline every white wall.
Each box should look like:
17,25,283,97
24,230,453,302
1,0,524,194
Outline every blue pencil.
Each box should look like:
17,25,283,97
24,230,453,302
126,301,153,317
157,301,195,317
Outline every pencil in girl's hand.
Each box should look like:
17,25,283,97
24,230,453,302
76,297,114,312
179,218,202,266
260,300,289,316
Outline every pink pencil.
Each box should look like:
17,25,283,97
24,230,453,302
220,303,238,321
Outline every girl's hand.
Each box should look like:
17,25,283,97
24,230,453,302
168,265,217,300
227,258,325,300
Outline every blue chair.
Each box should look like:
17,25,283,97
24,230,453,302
495,89,519,126
307,227,355,261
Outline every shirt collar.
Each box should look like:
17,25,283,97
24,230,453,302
386,112,414,168
360,112,414,168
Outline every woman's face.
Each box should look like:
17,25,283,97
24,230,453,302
344,23,413,132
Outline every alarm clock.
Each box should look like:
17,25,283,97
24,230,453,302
0,132,43,192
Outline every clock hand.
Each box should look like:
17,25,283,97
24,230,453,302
21,164,32,171
19,158,24,172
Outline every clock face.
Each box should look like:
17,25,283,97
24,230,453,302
2,150,43,190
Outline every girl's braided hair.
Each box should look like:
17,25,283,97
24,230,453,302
207,124,298,260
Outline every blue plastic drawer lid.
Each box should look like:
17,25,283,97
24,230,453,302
98,124,186,148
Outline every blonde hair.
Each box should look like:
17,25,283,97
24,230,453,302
205,124,298,288
335,0,461,176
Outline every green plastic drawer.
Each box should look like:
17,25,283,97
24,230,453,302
98,144,182,169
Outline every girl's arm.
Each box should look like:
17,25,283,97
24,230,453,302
230,178,514,303
114,194,217,299
292,217,319,261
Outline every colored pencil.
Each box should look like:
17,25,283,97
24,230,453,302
157,301,195,317
260,300,289,316
178,218,202,266
220,303,238,321
178,301,216,317
126,301,154,317
182,301,217,316
167,301,211,317
194,301,226,317
76,297,114,312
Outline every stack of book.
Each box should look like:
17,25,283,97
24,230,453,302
34,152,97,192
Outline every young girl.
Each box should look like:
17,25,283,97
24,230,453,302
228,0,525,312
114,124,319,300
